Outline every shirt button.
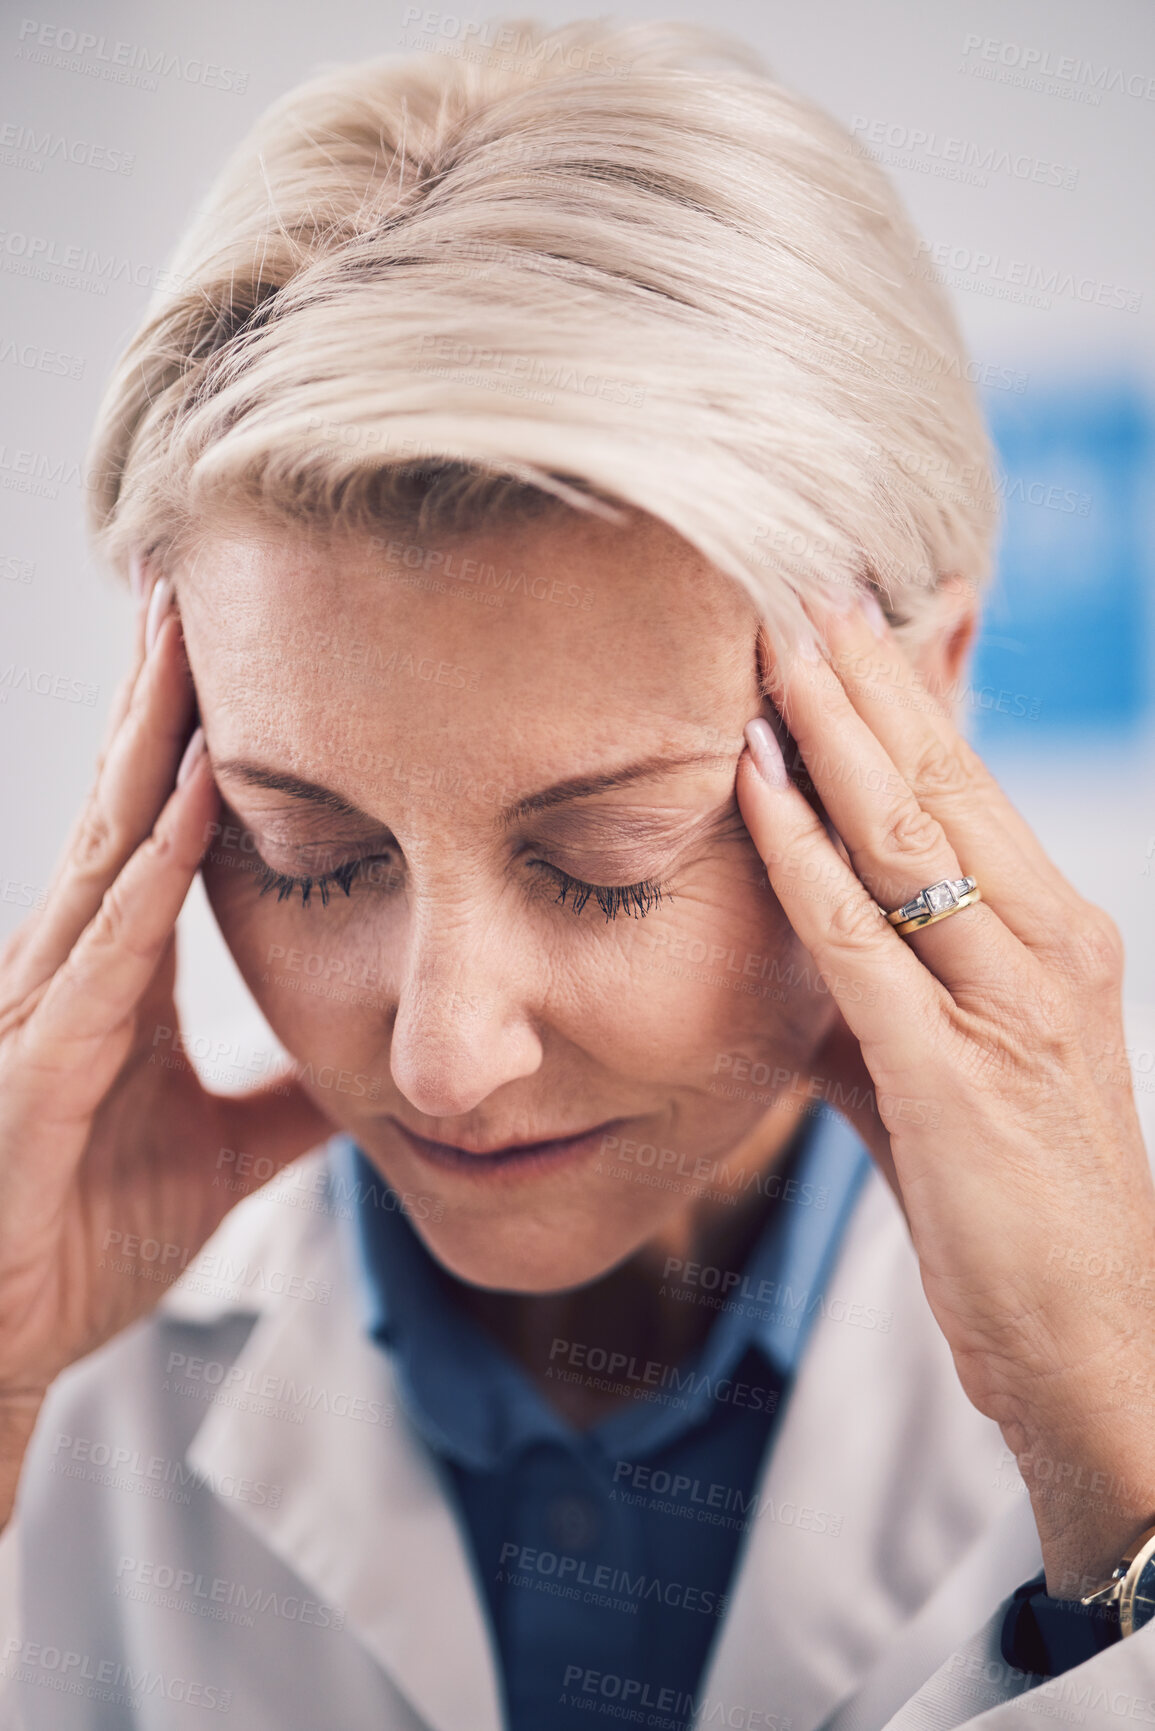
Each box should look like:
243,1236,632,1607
545,1493,602,1552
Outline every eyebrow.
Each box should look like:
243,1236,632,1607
497,753,735,828
211,752,737,830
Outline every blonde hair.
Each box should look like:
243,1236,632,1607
85,16,997,649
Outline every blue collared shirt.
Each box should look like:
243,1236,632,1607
336,1106,871,1730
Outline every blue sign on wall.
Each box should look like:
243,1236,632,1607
969,381,1151,745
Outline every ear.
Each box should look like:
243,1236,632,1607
914,577,980,706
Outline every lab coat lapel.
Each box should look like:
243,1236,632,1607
180,1189,504,1731
694,1171,1028,1731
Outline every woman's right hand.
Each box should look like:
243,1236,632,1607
0,564,333,1524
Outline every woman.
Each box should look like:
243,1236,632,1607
0,17,1152,1729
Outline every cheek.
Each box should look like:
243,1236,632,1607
573,853,827,1090
200,853,392,1070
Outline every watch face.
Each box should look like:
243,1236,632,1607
1121,1536,1155,1638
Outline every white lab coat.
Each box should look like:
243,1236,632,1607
1,1135,1154,1730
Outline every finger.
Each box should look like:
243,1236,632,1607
768,637,965,913
734,731,947,1061
8,737,218,1145
11,598,196,996
94,557,163,765
1,570,163,980
98,671,139,768
811,598,1083,952
755,639,1021,1002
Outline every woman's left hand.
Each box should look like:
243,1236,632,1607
735,589,1155,1597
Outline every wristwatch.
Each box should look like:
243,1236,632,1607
1080,1521,1155,1638
1001,1520,1155,1676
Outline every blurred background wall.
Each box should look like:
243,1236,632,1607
2,0,1153,1121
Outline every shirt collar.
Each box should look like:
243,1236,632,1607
334,1106,870,1472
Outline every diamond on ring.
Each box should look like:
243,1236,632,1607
885,876,981,934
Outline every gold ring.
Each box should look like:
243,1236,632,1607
887,883,983,937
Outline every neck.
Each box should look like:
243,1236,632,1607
457,1096,811,1427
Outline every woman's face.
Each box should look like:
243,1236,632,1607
180,508,842,1291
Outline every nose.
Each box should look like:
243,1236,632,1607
388,904,545,1119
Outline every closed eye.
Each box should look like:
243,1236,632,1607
533,862,670,921
243,827,673,922
254,854,400,907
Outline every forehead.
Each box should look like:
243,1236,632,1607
176,511,760,796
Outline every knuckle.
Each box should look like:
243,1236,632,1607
72,804,130,883
879,802,949,872
142,815,181,870
909,735,982,803
827,888,887,949
1063,904,1126,994
89,877,132,954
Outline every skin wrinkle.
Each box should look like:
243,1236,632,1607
215,774,742,885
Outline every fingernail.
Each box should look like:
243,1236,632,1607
177,726,206,788
860,592,889,638
128,550,148,604
744,718,789,788
145,576,173,653
796,632,821,662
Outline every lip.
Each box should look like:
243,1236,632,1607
388,1115,630,1177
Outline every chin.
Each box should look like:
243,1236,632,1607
412,1219,625,1296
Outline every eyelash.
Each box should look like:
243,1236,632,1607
252,857,670,921
541,865,669,922
254,859,375,907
